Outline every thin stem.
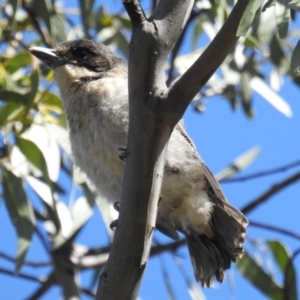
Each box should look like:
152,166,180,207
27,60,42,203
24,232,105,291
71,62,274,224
249,220,300,241
221,159,300,183
0,252,51,267
241,172,300,214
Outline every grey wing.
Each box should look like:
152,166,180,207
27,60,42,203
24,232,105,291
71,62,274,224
177,121,247,225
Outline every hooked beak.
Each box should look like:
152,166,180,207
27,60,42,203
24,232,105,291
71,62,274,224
29,47,62,68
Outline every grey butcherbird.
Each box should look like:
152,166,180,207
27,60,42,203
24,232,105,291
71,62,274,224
29,39,248,287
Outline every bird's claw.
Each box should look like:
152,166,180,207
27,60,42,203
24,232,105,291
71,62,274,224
117,147,129,161
110,219,118,231
114,202,121,212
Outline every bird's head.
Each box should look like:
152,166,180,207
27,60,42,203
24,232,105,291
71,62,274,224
29,39,124,84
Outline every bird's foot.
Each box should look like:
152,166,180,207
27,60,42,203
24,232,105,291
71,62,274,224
114,202,121,212
110,219,118,231
117,147,129,161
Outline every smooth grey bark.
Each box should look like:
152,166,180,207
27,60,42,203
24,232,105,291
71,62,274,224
96,0,250,299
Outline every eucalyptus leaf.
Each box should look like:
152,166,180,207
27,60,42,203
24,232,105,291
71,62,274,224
268,241,298,300
291,39,300,76
2,169,35,273
289,0,300,11
237,252,283,300
4,51,31,74
25,69,39,108
50,13,67,47
7,0,21,30
216,146,261,180
0,103,26,126
237,0,262,36
0,90,27,104
16,136,50,181
275,0,290,39
31,0,51,35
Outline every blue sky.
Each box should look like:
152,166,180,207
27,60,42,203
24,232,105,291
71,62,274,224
1,1,300,300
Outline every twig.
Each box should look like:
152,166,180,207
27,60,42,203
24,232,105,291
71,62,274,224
168,0,251,118
123,0,147,25
0,267,46,283
26,271,56,300
220,159,300,183
35,226,51,255
0,252,51,267
78,0,92,39
150,239,186,256
21,0,52,48
241,172,300,214
249,220,300,241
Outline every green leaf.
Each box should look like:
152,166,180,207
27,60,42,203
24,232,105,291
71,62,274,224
25,69,39,108
237,252,283,300
4,51,32,74
0,103,26,126
50,13,67,47
289,0,300,11
291,39,300,76
7,0,21,30
275,0,290,39
31,0,51,35
2,169,35,273
241,72,253,117
237,0,262,36
268,241,298,300
16,136,49,181
216,146,261,180
0,90,27,104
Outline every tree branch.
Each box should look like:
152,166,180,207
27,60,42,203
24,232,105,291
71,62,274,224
96,0,253,298
241,172,300,214
167,0,250,118
220,159,300,183
123,0,147,24
96,1,193,299
0,267,46,283
249,220,300,241
21,0,52,48
0,252,51,267
151,239,186,256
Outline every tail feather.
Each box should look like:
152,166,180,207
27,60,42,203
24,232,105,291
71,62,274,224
186,194,248,287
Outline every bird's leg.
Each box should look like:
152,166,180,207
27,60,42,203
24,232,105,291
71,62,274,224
117,147,130,161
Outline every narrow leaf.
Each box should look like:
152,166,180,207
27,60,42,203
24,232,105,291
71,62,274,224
16,136,49,180
2,169,35,272
50,13,67,46
237,0,262,36
291,39,300,77
7,0,21,29
250,77,292,117
25,69,39,108
0,103,26,126
275,0,290,39
216,146,261,180
268,241,298,300
289,0,300,11
237,252,283,300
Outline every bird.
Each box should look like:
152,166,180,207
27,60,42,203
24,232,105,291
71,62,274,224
29,39,248,287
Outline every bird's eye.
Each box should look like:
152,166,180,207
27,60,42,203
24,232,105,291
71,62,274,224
73,47,91,57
